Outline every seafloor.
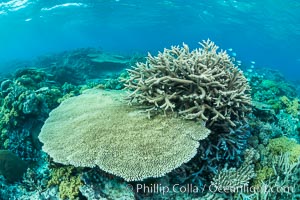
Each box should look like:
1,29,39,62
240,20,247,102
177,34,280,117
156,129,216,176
0,46,299,200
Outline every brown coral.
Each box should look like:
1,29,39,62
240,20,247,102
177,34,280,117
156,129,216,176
124,39,251,127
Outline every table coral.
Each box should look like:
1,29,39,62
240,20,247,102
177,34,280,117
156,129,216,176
39,89,210,181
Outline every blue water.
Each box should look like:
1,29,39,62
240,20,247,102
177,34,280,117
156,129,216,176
0,0,299,80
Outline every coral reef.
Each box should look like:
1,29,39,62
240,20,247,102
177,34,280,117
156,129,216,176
1,45,300,199
245,67,298,110
0,68,64,161
39,89,210,181
248,153,300,200
33,48,136,85
125,39,251,127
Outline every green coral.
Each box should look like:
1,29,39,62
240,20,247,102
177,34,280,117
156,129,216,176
253,166,274,187
267,137,300,163
47,166,82,200
279,96,299,117
59,176,82,200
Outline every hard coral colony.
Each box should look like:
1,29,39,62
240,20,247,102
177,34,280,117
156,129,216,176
125,39,252,128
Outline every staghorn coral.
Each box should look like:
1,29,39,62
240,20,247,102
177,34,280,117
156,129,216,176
210,148,256,192
39,89,210,181
249,153,300,200
124,39,251,127
197,149,257,199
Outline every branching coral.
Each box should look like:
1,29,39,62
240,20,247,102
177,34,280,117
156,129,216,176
249,153,300,200
124,39,251,127
197,149,257,199
210,148,256,191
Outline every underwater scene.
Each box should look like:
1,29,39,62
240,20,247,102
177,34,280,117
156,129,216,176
0,0,300,200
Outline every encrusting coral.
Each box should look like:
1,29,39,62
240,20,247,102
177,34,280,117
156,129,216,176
39,89,210,181
124,39,251,127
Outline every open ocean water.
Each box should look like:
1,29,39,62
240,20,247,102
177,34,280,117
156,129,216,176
0,0,300,200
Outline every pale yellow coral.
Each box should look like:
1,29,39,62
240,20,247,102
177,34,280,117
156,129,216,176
280,96,299,117
47,166,82,200
39,89,210,181
267,137,300,163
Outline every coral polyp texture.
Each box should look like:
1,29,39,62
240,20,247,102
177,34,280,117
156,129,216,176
38,89,210,181
125,39,251,127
